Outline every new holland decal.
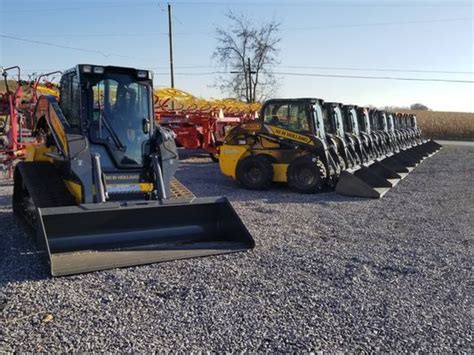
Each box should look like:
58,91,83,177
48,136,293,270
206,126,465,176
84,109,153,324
269,127,313,145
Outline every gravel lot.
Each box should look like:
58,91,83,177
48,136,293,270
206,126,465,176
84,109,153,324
0,144,472,352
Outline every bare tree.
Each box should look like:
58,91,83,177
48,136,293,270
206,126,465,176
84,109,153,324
213,11,281,103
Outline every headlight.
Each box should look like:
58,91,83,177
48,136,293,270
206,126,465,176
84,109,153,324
82,65,92,73
137,70,148,79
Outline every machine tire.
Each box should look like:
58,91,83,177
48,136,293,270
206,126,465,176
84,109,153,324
208,133,220,163
327,153,345,189
209,152,219,163
236,155,274,190
287,156,326,193
336,153,346,172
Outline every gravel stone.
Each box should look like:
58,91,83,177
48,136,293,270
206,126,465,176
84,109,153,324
0,145,472,352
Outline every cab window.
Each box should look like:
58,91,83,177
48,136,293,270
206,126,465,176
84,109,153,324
59,73,81,132
263,102,311,133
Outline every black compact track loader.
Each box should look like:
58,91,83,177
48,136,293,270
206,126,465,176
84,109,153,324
13,64,254,276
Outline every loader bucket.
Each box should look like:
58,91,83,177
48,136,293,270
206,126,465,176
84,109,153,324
37,197,254,276
415,140,442,156
409,144,433,159
377,156,411,178
391,149,423,167
335,162,402,199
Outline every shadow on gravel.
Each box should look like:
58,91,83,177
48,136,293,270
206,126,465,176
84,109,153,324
0,193,12,208
227,186,365,204
0,210,50,286
0,254,49,287
176,161,368,204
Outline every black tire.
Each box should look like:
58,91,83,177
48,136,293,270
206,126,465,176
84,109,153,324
12,167,38,230
287,156,326,193
236,155,274,190
208,133,220,162
336,153,346,172
209,152,219,163
327,153,344,189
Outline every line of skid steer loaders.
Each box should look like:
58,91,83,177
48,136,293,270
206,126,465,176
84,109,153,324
219,98,441,198
11,64,254,276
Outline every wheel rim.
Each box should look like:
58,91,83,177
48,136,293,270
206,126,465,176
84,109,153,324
246,166,263,184
297,167,316,186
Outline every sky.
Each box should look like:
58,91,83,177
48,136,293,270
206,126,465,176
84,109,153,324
1,0,473,112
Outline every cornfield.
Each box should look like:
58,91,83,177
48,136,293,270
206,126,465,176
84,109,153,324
403,110,474,141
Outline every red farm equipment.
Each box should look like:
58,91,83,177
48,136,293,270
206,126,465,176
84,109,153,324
0,67,61,177
154,88,260,161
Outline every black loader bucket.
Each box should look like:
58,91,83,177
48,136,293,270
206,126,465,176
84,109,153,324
37,197,254,276
335,141,442,199
414,139,442,157
335,161,402,199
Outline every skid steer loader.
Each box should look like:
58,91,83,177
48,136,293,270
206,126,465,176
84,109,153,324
12,64,254,276
219,98,341,193
384,111,440,163
219,98,441,198
321,103,407,198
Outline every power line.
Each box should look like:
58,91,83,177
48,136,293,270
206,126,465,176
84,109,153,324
285,17,473,31
1,1,471,13
0,2,154,13
273,72,474,83
19,65,474,76
151,65,474,75
0,34,146,60
9,17,471,39
5,32,209,38
171,1,473,6
10,68,474,83
154,72,224,76
157,0,184,26
276,65,474,75
153,71,474,83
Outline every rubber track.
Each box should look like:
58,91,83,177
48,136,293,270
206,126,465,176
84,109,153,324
169,177,195,199
16,162,76,208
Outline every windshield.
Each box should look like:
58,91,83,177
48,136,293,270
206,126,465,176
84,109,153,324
349,108,360,135
379,113,388,131
90,74,152,166
312,103,325,139
263,102,312,133
357,109,369,133
387,114,394,132
333,106,345,137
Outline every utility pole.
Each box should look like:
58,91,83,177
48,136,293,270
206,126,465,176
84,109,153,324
168,2,175,89
247,58,256,103
230,58,256,103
